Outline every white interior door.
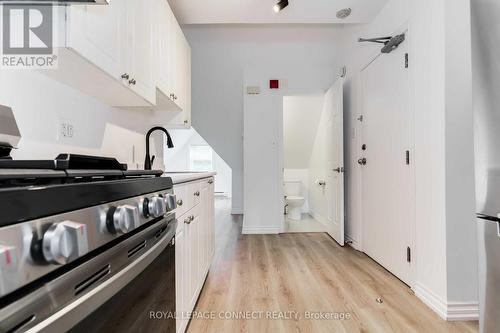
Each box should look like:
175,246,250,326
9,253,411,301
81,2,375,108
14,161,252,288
361,33,413,285
325,79,345,246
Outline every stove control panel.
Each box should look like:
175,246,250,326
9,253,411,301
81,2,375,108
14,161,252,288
0,187,175,298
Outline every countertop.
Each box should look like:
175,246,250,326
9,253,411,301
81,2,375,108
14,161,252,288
162,171,216,185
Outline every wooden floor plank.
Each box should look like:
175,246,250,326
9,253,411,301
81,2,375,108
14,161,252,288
187,198,478,333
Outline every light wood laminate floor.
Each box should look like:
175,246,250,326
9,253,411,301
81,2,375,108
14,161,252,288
188,198,478,333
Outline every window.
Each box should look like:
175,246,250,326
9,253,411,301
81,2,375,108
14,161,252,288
189,145,213,171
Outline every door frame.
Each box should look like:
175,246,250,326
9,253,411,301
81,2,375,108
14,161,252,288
359,25,417,287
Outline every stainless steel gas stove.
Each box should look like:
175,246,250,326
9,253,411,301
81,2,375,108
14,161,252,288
0,154,177,333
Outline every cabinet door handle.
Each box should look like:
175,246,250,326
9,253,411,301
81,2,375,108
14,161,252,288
121,73,129,80
208,179,213,184
129,79,136,85
194,191,200,197
176,199,183,206
189,215,195,221
184,217,191,224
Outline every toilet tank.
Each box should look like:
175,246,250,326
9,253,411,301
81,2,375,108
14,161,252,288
284,181,302,196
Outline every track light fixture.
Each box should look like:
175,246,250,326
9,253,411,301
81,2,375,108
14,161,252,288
273,0,289,13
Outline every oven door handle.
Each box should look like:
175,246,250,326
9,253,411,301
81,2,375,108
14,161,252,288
25,223,176,333
163,219,177,246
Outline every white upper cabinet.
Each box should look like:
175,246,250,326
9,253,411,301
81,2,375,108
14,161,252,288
155,0,192,127
156,0,174,98
125,0,155,104
66,2,125,80
45,0,191,124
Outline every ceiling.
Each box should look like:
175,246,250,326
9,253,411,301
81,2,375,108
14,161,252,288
167,0,389,25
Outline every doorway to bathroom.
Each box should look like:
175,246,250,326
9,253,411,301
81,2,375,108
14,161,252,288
281,79,345,242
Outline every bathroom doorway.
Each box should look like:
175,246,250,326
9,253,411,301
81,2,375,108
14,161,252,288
281,79,345,244
281,94,326,233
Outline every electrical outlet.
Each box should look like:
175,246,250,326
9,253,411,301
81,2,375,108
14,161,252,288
58,119,74,141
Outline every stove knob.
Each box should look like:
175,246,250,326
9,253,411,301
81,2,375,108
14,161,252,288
42,221,89,265
107,205,139,234
145,195,167,218
163,194,177,212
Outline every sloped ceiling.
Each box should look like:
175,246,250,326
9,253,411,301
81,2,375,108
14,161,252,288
283,94,324,169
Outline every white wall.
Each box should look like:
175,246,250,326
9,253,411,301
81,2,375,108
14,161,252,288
283,169,309,213
164,128,232,195
340,0,478,319
184,25,344,215
0,70,164,168
443,0,477,305
283,94,324,169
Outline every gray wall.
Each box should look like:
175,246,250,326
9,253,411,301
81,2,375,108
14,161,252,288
184,25,344,214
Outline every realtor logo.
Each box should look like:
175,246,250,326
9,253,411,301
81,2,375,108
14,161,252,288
1,4,58,68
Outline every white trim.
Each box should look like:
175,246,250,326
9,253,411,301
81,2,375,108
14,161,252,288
345,234,361,251
413,283,479,321
242,226,281,235
414,283,448,320
446,302,479,321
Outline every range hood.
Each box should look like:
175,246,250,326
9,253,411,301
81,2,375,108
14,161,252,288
0,0,109,4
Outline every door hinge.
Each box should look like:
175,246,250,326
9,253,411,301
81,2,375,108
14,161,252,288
405,53,409,68
407,246,411,262
406,150,410,165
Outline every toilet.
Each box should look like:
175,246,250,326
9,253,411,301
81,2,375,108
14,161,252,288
284,181,305,221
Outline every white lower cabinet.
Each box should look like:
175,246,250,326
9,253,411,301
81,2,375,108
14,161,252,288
174,178,215,333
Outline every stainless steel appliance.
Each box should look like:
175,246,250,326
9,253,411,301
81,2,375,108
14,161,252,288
472,0,500,331
0,154,177,332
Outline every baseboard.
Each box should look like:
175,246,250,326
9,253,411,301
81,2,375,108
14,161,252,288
242,226,281,235
446,302,479,321
345,234,362,251
414,282,479,321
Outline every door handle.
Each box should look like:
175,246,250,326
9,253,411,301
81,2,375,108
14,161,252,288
358,158,367,166
333,167,344,173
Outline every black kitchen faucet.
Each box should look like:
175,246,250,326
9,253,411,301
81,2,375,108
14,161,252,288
144,126,174,170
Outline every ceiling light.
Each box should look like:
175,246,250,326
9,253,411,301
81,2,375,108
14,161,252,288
336,8,352,19
273,0,289,13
